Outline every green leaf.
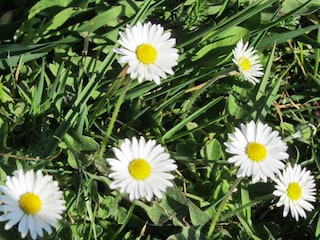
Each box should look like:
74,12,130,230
28,0,74,19
0,118,8,148
200,138,222,161
77,6,122,33
227,93,243,118
0,81,13,103
176,141,197,157
316,214,320,238
188,200,210,226
0,52,46,70
136,202,171,225
0,42,56,70
257,24,320,49
64,131,99,153
30,60,45,116
193,26,249,61
67,150,79,169
40,8,77,36
280,0,320,15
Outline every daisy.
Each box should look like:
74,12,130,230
224,121,288,182
232,39,264,84
273,164,316,221
0,170,66,239
114,21,179,85
106,136,177,201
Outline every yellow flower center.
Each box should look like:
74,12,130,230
129,158,151,180
246,142,267,162
19,192,42,214
239,57,251,71
136,44,157,64
287,182,302,200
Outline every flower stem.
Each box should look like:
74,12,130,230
99,75,132,156
207,177,243,239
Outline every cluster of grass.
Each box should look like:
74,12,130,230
0,0,319,239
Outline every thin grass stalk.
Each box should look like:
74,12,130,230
315,27,320,76
207,177,243,239
99,71,132,156
110,202,135,240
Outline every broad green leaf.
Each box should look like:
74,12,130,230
227,93,242,118
0,82,13,103
67,150,79,169
136,202,171,225
213,179,230,200
200,138,222,161
160,186,189,223
188,200,210,226
64,132,99,153
66,150,93,169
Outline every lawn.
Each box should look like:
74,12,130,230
0,0,319,239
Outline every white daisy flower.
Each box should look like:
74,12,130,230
224,121,288,182
232,39,264,84
0,170,66,239
114,21,179,85
273,164,316,221
107,136,177,201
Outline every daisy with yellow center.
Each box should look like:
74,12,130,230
107,136,177,201
114,21,179,85
0,170,66,239
232,39,264,85
224,121,289,182
273,164,316,221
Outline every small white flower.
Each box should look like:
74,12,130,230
114,21,179,85
0,170,66,239
224,121,288,182
273,164,316,221
107,136,177,201
232,39,264,84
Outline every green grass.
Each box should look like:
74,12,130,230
0,0,319,239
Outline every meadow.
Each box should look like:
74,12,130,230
0,0,319,239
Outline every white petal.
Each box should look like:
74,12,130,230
114,22,178,84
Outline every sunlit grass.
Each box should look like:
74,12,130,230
0,0,319,239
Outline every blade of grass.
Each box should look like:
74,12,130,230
42,0,157,157
315,27,320,76
255,43,276,102
31,59,45,116
162,96,223,142
179,0,277,49
96,0,155,76
257,24,320,49
256,61,295,122
240,182,251,227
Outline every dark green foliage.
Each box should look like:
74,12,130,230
0,0,319,239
